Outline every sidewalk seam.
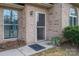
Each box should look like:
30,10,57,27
17,49,26,56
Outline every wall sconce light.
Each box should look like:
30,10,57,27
49,12,53,15
30,11,33,16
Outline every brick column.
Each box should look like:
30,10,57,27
0,7,4,43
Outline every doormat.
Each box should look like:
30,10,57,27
29,44,45,51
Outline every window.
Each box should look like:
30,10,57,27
4,9,18,39
69,8,78,26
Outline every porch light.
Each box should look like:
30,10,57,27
30,11,33,16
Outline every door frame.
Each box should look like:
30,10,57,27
35,11,46,42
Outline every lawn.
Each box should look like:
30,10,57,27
33,42,79,56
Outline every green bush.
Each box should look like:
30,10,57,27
63,26,79,45
51,37,61,46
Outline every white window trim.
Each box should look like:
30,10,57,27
69,16,77,26
69,8,78,26
3,9,18,40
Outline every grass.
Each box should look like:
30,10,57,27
32,47,79,56
32,41,79,56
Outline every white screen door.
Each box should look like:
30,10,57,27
37,13,45,40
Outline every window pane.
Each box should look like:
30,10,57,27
9,25,18,38
70,8,77,16
69,17,73,26
4,25,10,39
12,25,18,37
11,11,18,24
4,9,11,24
9,25,14,38
74,17,77,26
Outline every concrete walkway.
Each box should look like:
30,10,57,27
0,41,53,56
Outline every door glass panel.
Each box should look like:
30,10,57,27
37,28,45,40
37,13,45,26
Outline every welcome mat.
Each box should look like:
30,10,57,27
29,44,45,51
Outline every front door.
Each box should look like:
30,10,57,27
37,13,45,41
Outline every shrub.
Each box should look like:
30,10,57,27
51,37,61,46
63,26,79,46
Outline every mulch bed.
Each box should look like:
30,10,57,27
0,40,26,52
60,41,79,51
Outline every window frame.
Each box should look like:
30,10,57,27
3,8,18,39
69,7,78,26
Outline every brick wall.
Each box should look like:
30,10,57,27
62,3,72,29
0,7,4,43
47,4,62,40
18,8,26,41
25,4,48,44
1,3,79,46
62,3,79,29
